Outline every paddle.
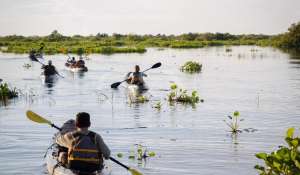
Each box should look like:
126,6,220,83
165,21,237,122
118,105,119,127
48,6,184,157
26,110,143,175
33,59,64,78
111,62,162,89
109,157,143,175
26,110,61,130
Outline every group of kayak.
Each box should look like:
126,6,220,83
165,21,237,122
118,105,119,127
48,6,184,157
27,48,161,175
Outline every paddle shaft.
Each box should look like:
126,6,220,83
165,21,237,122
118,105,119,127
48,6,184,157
51,124,62,131
109,157,129,170
111,66,156,88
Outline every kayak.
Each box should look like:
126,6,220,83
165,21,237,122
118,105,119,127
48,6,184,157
126,84,148,102
65,63,88,73
127,84,148,96
46,120,112,175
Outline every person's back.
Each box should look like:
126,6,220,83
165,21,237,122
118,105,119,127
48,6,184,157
130,65,147,85
42,61,56,76
76,59,85,67
56,112,110,173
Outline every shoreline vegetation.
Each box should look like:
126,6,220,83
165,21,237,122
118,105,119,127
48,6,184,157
0,22,299,55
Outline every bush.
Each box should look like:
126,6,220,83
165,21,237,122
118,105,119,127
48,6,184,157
255,128,300,175
180,61,202,73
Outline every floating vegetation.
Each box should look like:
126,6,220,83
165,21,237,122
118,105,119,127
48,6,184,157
255,128,300,175
153,101,162,110
0,82,18,105
117,144,156,162
223,111,243,134
23,63,32,69
168,83,202,105
136,95,149,103
180,61,202,73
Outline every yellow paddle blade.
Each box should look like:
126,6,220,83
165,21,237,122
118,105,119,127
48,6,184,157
26,110,51,125
129,168,143,175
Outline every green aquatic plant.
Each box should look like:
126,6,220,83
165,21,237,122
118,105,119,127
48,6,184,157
255,128,300,175
168,83,201,105
136,95,149,103
223,111,244,134
0,83,18,103
180,61,202,73
117,153,123,158
124,144,156,161
153,101,162,110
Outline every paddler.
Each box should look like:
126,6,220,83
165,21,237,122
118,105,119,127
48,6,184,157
56,112,111,173
42,60,57,76
127,65,147,85
76,56,85,68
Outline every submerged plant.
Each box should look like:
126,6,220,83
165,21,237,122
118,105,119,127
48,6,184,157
168,83,201,105
255,128,300,175
223,111,244,134
180,61,202,73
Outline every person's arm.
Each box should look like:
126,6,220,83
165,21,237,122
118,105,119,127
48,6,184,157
142,72,147,77
96,134,111,159
56,133,73,148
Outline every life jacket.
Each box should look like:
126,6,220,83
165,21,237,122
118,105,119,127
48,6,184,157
68,131,103,172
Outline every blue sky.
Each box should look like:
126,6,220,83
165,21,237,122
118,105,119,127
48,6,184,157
0,0,300,35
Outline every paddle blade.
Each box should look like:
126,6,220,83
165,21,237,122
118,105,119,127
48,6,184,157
111,82,122,89
129,168,143,175
26,110,51,125
151,62,162,69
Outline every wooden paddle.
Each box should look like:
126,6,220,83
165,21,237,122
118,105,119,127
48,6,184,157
111,62,162,89
26,110,143,175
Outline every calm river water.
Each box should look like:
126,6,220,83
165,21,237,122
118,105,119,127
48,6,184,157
0,46,300,175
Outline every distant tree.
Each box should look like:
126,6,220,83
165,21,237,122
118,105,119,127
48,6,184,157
47,30,69,42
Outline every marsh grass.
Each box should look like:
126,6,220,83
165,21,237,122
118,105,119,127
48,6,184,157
0,83,18,105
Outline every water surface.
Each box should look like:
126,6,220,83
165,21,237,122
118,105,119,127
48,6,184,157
0,46,300,175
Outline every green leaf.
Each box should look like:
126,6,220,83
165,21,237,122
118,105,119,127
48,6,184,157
295,160,300,169
273,161,281,170
233,111,240,117
286,128,295,138
256,153,268,160
291,139,299,147
254,165,265,171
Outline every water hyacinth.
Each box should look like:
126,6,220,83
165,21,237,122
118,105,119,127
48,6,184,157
180,61,202,73
168,83,201,105
255,128,300,175
224,111,243,134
